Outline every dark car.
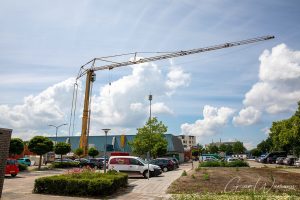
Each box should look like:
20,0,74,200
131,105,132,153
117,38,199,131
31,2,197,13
260,151,287,164
163,157,179,168
150,158,175,172
283,156,297,166
89,158,105,169
77,159,99,169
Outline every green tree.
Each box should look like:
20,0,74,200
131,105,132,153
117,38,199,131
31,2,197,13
226,144,233,155
88,147,99,158
28,136,53,170
74,148,84,159
219,144,227,153
191,149,199,157
54,142,71,161
207,144,219,154
250,148,262,157
129,117,168,158
9,138,24,157
257,138,272,153
232,141,245,154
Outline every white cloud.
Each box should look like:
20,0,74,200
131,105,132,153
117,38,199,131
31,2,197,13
180,105,235,137
0,61,190,139
90,62,187,129
244,142,254,150
243,44,300,114
233,107,261,126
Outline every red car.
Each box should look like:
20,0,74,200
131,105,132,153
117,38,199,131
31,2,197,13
6,159,19,177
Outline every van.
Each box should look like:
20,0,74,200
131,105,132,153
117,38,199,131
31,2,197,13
6,159,19,177
108,156,162,178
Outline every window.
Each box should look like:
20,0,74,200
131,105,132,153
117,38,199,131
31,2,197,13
129,158,141,165
110,158,129,165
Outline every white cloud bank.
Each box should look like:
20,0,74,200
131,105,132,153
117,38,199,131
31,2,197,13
234,44,300,126
181,105,235,137
0,61,190,138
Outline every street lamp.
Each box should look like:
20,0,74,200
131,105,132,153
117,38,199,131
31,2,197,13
48,123,68,144
102,128,110,173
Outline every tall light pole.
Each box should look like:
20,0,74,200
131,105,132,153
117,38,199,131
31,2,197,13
147,94,152,180
102,128,110,173
48,123,68,144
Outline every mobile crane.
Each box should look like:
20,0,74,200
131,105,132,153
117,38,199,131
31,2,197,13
73,35,274,156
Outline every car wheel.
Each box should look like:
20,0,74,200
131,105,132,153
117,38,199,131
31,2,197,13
163,167,168,172
11,174,17,177
143,171,150,179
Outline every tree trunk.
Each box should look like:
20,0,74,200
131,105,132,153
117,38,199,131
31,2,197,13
61,154,63,162
38,155,42,170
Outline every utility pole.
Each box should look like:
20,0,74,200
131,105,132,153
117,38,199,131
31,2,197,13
102,129,110,173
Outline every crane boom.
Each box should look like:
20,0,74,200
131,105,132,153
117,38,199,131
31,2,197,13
78,35,274,155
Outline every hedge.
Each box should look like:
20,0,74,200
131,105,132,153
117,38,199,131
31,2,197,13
34,171,128,196
198,160,249,168
50,162,79,168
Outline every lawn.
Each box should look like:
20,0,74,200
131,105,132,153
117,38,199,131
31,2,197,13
168,167,300,199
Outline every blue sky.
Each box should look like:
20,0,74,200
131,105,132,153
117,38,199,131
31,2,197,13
1,0,300,149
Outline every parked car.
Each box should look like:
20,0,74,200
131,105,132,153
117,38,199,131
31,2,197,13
54,158,77,163
294,159,300,167
17,157,31,166
283,156,297,166
89,158,105,169
275,157,285,165
256,155,266,162
6,159,19,177
150,158,175,172
163,157,179,168
260,151,287,164
108,156,162,178
227,157,239,162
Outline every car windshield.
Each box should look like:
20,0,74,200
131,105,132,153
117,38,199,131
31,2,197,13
136,157,147,164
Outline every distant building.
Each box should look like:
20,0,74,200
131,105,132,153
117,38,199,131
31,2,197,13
177,135,196,148
49,134,185,162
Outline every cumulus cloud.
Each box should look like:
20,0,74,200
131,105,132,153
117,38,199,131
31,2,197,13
0,78,78,138
0,59,190,139
244,44,300,113
180,105,235,137
261,127,270,135
233,44,300,126
233,107,261,126
90,62,187,129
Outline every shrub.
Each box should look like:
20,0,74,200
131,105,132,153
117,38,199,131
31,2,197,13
34,171,128,196
50,162,79,168
225,160,249,167
181,170,187,176
18,163,28,171
198,160,249,168
203,173,209,181
199,161,221,167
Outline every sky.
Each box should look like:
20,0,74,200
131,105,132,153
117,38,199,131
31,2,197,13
1,0,300,150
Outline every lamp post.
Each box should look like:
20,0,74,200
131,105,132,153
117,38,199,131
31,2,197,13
48,123,68,144
102,128,110,173
147,94,152,180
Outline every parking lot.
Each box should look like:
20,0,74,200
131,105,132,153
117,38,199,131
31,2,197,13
2,163,192,200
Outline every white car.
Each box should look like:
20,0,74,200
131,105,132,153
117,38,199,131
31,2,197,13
227,157,239,162
108,156,162,178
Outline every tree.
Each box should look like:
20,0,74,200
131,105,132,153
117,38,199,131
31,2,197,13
219,144,227,153
257,138,272,153
28,136,53,170
207,144,218,154
9,138,24,157
232,141,245,154
129,117,168,158
54,142,71,161
192,149,199,157
74,148,84,158
250,148,262,157
88,147,99,158
225,144,233,155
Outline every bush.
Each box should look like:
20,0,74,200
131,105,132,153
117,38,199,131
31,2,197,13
199,161,221,167
50,162,79,168
198,160,249,168
181,170,187,176
18,163,28,171
225,160,249,167
34,171,128,196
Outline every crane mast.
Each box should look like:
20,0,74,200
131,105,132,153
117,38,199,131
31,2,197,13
77,35,274,156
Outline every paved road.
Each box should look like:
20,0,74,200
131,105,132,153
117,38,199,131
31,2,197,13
247,160,300,173
2,163,192,200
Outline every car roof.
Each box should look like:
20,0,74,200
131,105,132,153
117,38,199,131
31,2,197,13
109,156,139,159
